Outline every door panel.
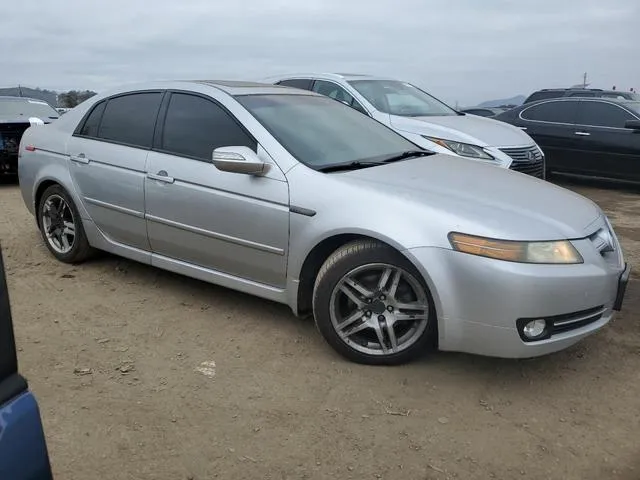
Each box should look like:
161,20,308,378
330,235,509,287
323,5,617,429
67,137,150,250
144,91,289,287
145,151,289,286
518,100,581,173
571,100,640,181
67,91,164,250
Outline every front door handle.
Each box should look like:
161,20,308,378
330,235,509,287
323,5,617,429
574,131,591,136
70,153,90,164
147,170,175,184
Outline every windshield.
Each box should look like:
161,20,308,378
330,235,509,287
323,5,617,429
0,97,59,120
236,94,420,168
348,80,458,117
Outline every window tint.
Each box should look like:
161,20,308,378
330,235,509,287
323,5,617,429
577,101,634,128
276,79,313,90
161,93,256,160
98,93,163,148
525,91,562,103
521,101,579,123
312,80,368,115
78,101,106,137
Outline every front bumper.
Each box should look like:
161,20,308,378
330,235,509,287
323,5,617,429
405,242,627,358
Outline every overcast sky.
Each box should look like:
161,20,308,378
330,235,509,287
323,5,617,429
2,0,638,106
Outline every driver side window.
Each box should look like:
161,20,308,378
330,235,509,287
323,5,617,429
311,80,368,115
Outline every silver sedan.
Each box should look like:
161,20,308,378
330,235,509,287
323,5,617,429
17,80,630,365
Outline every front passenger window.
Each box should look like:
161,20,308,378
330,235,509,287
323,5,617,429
161,93,257,161
577,101,634,128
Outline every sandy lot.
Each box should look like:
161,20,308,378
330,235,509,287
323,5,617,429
1,178,639,480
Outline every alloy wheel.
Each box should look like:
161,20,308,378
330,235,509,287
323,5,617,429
41,194,76,254
329,263,430,356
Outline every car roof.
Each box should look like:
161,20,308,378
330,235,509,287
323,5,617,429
89,80,318,99
265,72,398,83
518,96,639,110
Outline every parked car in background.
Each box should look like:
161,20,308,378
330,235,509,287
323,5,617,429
460,106,509,118
267,73,546,178
1,96,59,177
18,80,629,365
495,97,640,183
523,88,640,105
0,245,54,479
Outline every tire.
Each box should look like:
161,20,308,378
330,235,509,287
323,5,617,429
37,184,94,263
312,239,436,365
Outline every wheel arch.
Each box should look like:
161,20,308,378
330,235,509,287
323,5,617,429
293,231,440,336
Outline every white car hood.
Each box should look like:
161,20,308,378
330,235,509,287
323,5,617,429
389,113,533,148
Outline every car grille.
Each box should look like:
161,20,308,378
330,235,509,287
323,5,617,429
549,305,605,335
501,146,545,179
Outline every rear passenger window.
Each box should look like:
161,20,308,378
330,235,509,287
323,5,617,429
161,93,256,161
521,100,579,124
276,79,313,90
98,93,163,148
77,101,106,137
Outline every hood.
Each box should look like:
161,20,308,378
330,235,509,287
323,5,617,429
390,113,533,148
337,154,601,241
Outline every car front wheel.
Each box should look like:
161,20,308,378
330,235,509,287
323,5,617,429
312,239,436,365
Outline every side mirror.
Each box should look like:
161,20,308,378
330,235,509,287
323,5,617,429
212,146,270,176
624,120,640,131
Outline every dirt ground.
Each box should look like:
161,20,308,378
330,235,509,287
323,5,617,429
1,177,639,480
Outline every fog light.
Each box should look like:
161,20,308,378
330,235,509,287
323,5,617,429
523,319,547,339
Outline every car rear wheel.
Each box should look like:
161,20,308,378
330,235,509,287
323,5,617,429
38,185,93,263
312,239,436,365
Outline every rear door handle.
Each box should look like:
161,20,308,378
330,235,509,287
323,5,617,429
147,170,175,184
574,131,591,136
70,153,90,164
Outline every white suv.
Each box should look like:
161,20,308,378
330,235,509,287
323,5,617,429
267,73,545,178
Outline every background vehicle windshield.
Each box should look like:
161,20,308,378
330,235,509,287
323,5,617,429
0,98,59,120
348,80,458,117
624,102,640,116
237,94,419,168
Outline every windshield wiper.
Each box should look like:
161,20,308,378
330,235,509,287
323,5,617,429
379,150,433,163
316,161,386,173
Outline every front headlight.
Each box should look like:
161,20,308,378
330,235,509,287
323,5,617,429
423,136,494,160
448,232,583,264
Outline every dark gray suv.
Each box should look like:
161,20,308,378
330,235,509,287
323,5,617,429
524,88,640,105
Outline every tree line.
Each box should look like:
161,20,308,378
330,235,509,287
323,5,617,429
57,90,97,108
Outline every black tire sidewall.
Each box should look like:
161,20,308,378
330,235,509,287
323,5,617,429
37,185,91,263
313,241,436,365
